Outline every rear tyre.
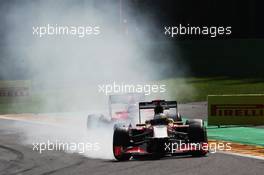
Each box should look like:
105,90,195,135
113,128,131,161
187,119,208,157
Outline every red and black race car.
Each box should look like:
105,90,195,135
113,100,208,161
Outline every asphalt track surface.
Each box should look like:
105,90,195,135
0,102,264,175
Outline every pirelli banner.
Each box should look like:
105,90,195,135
208,95,264,125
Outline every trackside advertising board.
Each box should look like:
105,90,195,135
208,95,264,125
0,80,31,103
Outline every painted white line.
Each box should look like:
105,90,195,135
219,151,264,161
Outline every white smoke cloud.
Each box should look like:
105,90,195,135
5,0,158,85
4,0,192,160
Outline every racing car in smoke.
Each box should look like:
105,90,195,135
87,93,145,128
113,100,208,161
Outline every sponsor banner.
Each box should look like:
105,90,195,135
208,95,264,125
0,80,31,102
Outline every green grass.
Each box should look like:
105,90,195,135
1,77,264,113
207,126,264,146
160,77,264,102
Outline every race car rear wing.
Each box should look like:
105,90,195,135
138,100,178,123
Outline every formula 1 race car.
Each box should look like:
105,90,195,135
113,100,208,161
87,93,145,128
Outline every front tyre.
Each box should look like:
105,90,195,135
187,119,208,157
113,128,131,161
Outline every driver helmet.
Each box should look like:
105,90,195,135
154,104,164,114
